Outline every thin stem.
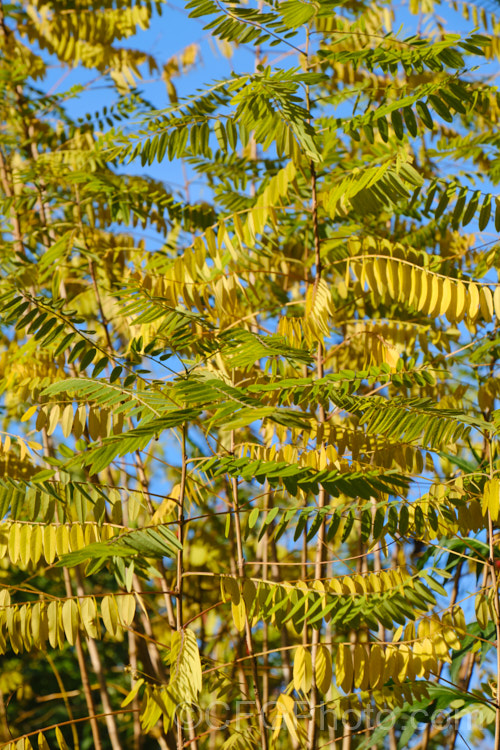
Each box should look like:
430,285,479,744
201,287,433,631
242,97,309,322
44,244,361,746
41,428,103,750
446,569,485,750
175,422,196,750
133,446,177,629
132,574,168,682
64,569,103,750
176,423,187,632
74,568,124,750
420,560,463,750
45,651,80,749
230,430,268,750
488,503,500,750
371,500,397,750
261,483,270,708
306,24,327,748
127,629,143,750
0,710,140,749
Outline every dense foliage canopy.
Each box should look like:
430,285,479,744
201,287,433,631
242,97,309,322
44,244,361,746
1,0,500,748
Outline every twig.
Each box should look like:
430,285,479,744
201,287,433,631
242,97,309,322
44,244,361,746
230,430,268,750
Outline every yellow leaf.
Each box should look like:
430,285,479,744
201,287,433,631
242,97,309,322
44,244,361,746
217,37,233,58
101,595,121,637
455,280,467,321
205,227,217,259
118,593,136,627
55,524,69,556
128,490,141,524
31,602,48,649
433,632,450,662
468,282,480,320
61,404,74,439
336,643,353,693
62,599,79,646
480,286,494,323
221,576,240,604
315,644,332,695
417,270,428,312
242,578,256,614
30,526,43,566
0,589,11,607
441,612,461,650
373,258,387,293
231,599,246,632
293,645,312,693
442,278,454,321
369,644,385,689
43,524,57,564
425,275,440,316
383,341,399,370
47,601,60,649
80,597,99,639
494,285,500,319
8,523,21,565
21,404,38,423
353,643,369,690
482,478,500,521
383,644,398,682
452,605,467,637
55,727,69,750
275,694,299,744
100,408,111,437
35,407,47,432
121,678,144,707
88,407,100,441
19,524,32,567
19,604,31,650
73,405,87,440
420,637,437,677
341,576,356,595
386,259,397,298
69,523,85,552
151,483,180,524
402,264,413,303
47,405,60,436
84,523,98,546
18,439,26,461
404,642,417,681
113,412,124,435
329,578,343,595
184,627,202,696
7,605,21,654
396,643,410,683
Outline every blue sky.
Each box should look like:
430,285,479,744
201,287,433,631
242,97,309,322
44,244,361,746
34,0,500,227
37,2,257,197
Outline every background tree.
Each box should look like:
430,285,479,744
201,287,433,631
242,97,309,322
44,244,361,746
0,0,500,749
